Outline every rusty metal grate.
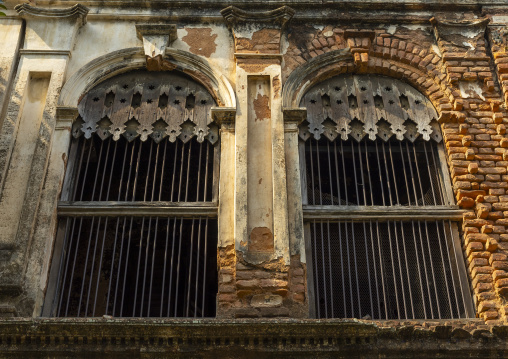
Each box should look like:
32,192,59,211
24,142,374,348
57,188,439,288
310,220,474,320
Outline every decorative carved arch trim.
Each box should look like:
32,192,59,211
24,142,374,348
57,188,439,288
283,48,451,121
58,47,236,109
300,74,440,143
75,71,219,144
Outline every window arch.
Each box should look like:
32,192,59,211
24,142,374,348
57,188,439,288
44,71,219,318
300,74,475,320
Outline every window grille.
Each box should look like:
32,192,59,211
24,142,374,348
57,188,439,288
300,75,475,320
44,71,219,318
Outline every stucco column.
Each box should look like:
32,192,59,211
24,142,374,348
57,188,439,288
0,4,88,315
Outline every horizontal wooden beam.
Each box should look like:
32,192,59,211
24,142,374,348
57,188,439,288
302,205,465,221
57,201,218,217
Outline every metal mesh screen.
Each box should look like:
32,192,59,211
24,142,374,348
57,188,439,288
51,216,217,318
305,137,445,206
310,220,472,320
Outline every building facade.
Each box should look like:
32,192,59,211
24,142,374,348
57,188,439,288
1,0,508,356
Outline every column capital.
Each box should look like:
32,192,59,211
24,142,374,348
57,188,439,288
15,4,89,26
221,6,294,54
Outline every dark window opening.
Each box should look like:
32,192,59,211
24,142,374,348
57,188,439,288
305,137,445,207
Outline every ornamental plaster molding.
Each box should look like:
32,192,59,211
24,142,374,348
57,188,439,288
135,24,177,61
430,16,490,53
221,5,294,28
15,3,89,26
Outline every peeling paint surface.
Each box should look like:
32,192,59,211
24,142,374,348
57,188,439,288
182,28,218,57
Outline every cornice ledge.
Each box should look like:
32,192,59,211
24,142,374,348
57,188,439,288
15,3,89,26
56,106,79,120
221,5,295,28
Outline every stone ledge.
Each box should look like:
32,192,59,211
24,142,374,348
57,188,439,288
0,318,506,357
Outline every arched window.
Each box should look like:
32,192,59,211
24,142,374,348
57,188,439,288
44,71,219,318
300,75,475,320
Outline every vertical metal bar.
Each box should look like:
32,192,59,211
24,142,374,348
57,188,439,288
325,221,334,317
404,142,419,206
143,140,154,201
316,141,323,205
132,217,147,316
312,220,321,318
203,142,210,202
92,217,109,316
429,142,446,204
309,140,316,205
116,140,129,200
177,141,186,202
119,217,134,317
186,218,196,317
194,218,202,317
399,221,414,319
170,141,179,202
77,217,96,316
105,216,122,315
196,142,203,201
166,217,178,316
435,220,454,318
392,221,408,319
333,142,342,204
85,216,103,317
131,141,144,201
174,217,184,317
387,141,400,205
160,217,171,317
375,221,388,320
90,140,105,201
374,141,387,206
319,221,328,318
411,220,428,319
123,140,137,201
151,142,161,202
410,142,426,205
380,141,393,206
368,221,381,319
416,220,434,318
423,220,441,318
386,220,400,319
350,221,361,317
105,140,118,201
362,221,374,319
158,140,168,201
140,217,153,316
364,141,374,206
97,137,112,201
344,221,354,317
338,221,347,317
350,141,361,205
423,141,438,205
184,140,193,202
64,218,84,316
201,217,209,316
357,141,367,206
442,220,461,317
326,142,334,205
147,217,160,316
340,141,349,204
398,141,413,205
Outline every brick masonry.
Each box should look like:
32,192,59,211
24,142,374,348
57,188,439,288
213,18,508,322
